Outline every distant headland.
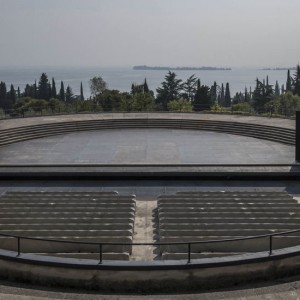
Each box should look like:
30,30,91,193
261,67,297,70
133,65,232,71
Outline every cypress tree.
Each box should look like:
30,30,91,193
38,73,49,100
281,84,285,94
10,84,16,105
34,80,37,98
220,83,225,106
293,65,300,96
244,87,248,102
286,69,292,92
59,81,65,101
48,83,52,99
274,81,280,96
0,81,7,109
143,78,149,93
210,81,217,102
65,85,73,103
51,78,57,98
17,86,21,99
224,83,231,107
80,82,84,101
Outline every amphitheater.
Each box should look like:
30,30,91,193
1,112,300,299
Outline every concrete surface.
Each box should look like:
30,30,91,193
0,129,294,164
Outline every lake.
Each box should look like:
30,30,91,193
0,66,293,99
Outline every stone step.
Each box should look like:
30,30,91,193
0,224,134,230
159,229,292,237
38,252,130,261
158,203,297,208
159,223,300,230
0,236,132,253
159,236,300,253
160,217,300,223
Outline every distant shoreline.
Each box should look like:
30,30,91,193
133,65,232,71
261,67,296,71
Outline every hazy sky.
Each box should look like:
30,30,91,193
0,0,299,68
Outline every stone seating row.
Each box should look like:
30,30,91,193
0,191,136,260
0,119,295,147
158,191,300,260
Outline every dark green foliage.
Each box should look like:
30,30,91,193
38,73,49,100
9,84,16,105
96,89,123,111
65,86,73,103
210,81,217,102
156,71,183,110
143,78,149,94
274,81,280,96
244,87,249,102
293,65,300,96
51,78,57,99
182,74,197,101
224,83,231,107
17,87,21,99
59,81,65,101
219,83,225,106
252,78,274,113
80,82,84,101
286,70,292,92
193,79,211,111
0,81,7,109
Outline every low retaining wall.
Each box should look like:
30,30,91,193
1,247,300,292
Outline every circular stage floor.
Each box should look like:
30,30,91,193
0,129,294,164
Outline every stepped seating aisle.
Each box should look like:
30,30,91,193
157,191,300,260
0,191,136,260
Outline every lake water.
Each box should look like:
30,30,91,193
0,66,292,99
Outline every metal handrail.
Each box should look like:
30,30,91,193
1,228,300,264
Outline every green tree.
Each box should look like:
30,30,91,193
224,83,231,107
96,89,122,111
9,84,16,105
168,98,192,112
274,81,280,96
59,81,65,101
89,76,107,98
278,92,300,117
252,78,274,113
156,71,183,110
182,74,197,101
51,78,57,99
293,64,300,96
133,92,154,111
210,81,218,102
143,78,149,94
286,69,292,92
0,81,7,109
219,83,225,106
80,82,84,101
65,86,73,103
193,79,211,111
38,73,49,100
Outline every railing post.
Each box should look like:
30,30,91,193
269,235,273,255
99,243,103,264
17,237,20,256
188,243,191,263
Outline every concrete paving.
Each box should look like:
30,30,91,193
0,129,294,164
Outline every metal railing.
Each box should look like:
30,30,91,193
1,229,300,265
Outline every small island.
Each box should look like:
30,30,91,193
133,65,232,71
262,67,296,70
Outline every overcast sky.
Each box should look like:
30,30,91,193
0,0,299,68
